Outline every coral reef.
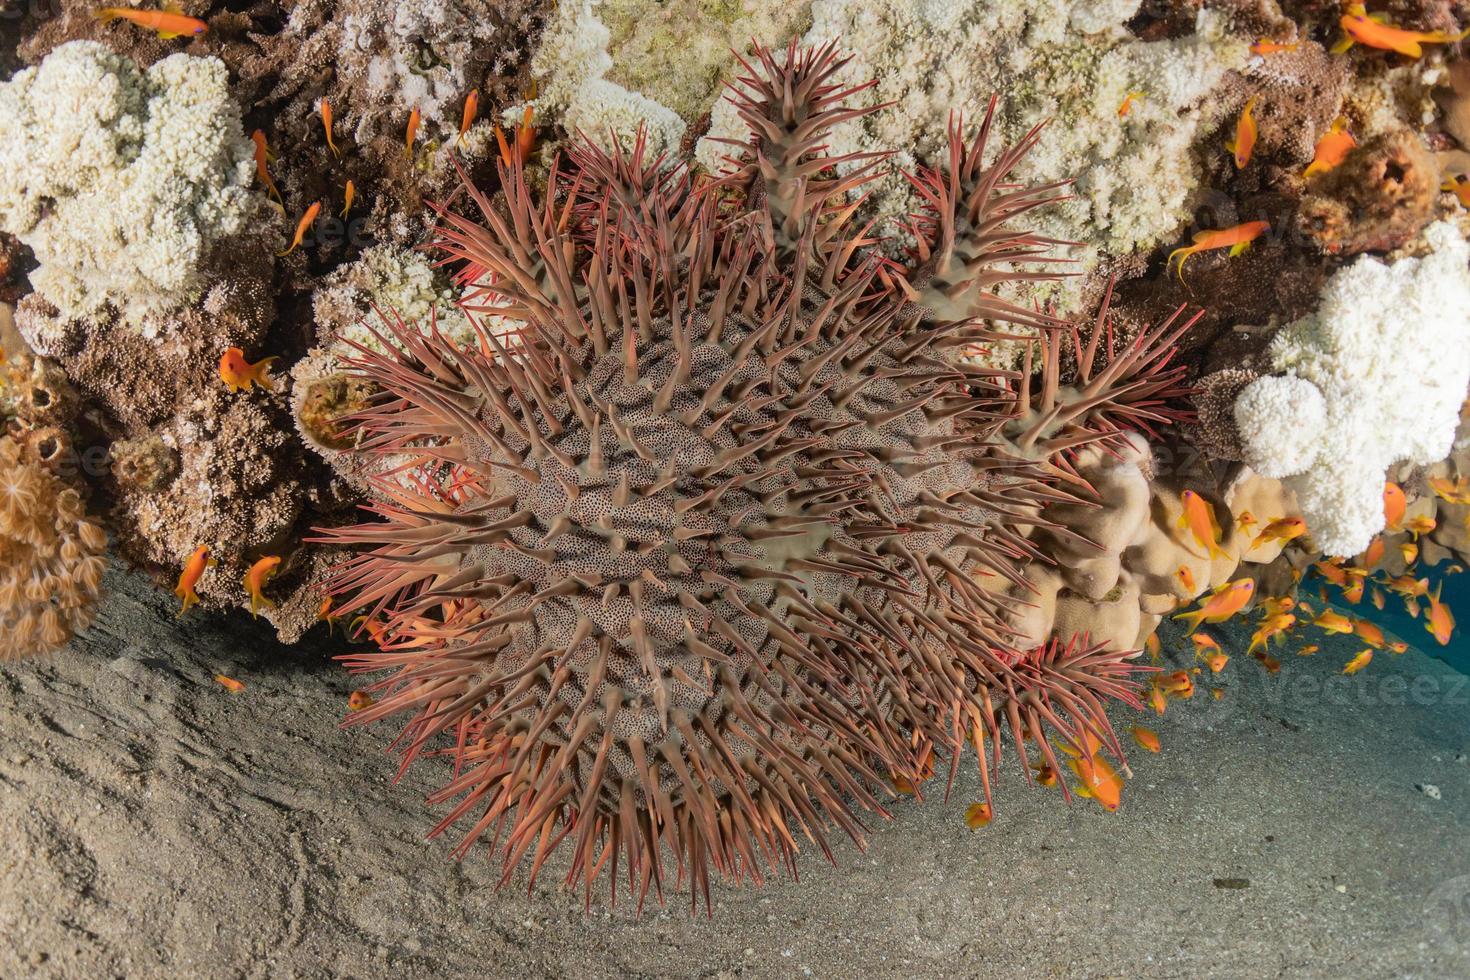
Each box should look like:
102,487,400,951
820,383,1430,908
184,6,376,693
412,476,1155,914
321,46,1164,905
1234,221,1470,556
0,41,260,328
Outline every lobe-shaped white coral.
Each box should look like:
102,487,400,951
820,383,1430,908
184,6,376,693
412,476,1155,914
1234,222,1470,555
0,41,256,329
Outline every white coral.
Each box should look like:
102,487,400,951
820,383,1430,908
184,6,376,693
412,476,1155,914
530,0,686,156
1234,222,1470,555
0,41,256,328
1233,375,1326,479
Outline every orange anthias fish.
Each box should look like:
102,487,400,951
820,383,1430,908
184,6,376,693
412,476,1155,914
347,690,375,711
1158,670,1195,699
1178,565,1197,592
244,556,282,618
1363,536,1385,568
1428,475,1470,504
1173,579,1256,634
1383,482,1407,530
214,674,246,693
1248,614,1296,655
1298,644,1319,656
1313,609,1355,634
1192,632,1222,655
94,6,207,39
965,802,994,830
340,179,356,219
1118,91,1145,117
1236,510,1258,532
404,106,421,159
1168,221,1270,283
1251,38,1301,54
1148,685,1167,716
494,103,538,168
1145,632,1161,661
1445,175,1470,208
1388,640,1408,654
1333,4,1470,57
1131,726,1162,753
1386,575,1431,598
1342,649,1373,675
1226,96,1259,169
1401,541,1419,566
1371,586,1386,610
1253,516,1307,548
278,200,321,257
219,347,277,393
250,130,282,204
1342,580,1365,605
1304,117,1357,177
1205,651,1229,673
1059,733,1124,812
1031,762,1059,788
1261,595,1296,618
1353,618,1385,648
320,98,340,158
1404,514,1437,539
175,544,216,616
1177,489,1223,559
459,90,479,146
1426,583,1456,645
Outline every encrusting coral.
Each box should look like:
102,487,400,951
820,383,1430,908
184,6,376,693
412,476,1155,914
0,41,259,330
1234,221,1470,556
320,44,1172,908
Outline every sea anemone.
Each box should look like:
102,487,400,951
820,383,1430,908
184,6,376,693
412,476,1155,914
320,42,1154,910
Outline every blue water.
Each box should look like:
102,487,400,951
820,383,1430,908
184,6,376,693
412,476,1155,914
1302,567,1470,674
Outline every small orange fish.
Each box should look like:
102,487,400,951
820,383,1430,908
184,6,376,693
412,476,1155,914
1401,541,1419,566
1248,613,1296,655
175,544,216,616
1405,595,1422,619
1261,595,1297,618
495,102,538,168
1177,490,1223,559
317,597,339,636
1211,687,1225,700
1256,653,1281,674
1333,4,1470,57
1342,650,1373,675
1118,91,1145,117
965,802,993,829
1192,632,1222,655
1145,632,1162,662
1363,536,1385,568
1148,685,1167,716
1168,221,1270,283
1404,514,1437,539
244,555,282,618
1060,740,1123,813
94,6,207,39
1426,582,1456,645
214,674,246,693
1173,579,1256,634
1226,96,1259,169
1428,475,1470,504
459,90,479,146
1158,670,1194,699
219,347,277,393
1341,579,1365,605
340,179,356,219
1032,762,1059,787
1371,586,1386,610
250,130,282,204
1236,511,1258,531
320,98,340,158
1445,174,1470,208
278,201,321,257
1315,560,1352,587
1205,651,1229,673
1353,619,1385,648
1178,565,1197,592
1383,482,1407,530
1131,726,1161,753
404,107,421,159
1253,516,1307,548
348,690,375,711
1251,38,1301,55
1385,574,1430,598
1388,640,1408,654
1298,644,1319,656
1313,609,1354,635
1304,117,1357,178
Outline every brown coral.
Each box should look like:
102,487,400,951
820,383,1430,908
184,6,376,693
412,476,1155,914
1299,129,1436,255
0,435,107,660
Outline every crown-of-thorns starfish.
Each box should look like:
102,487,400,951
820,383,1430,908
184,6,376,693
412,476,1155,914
318,40,1160,913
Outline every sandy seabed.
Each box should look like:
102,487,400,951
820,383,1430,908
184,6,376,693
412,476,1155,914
1,566,1468,979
